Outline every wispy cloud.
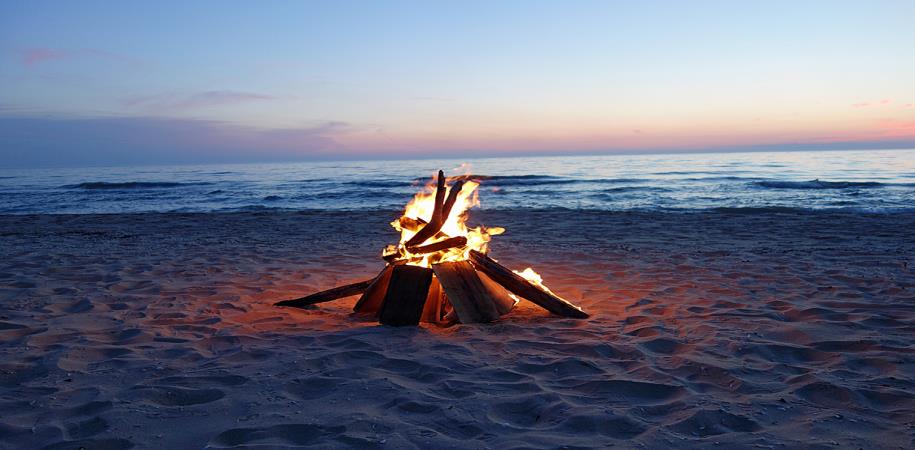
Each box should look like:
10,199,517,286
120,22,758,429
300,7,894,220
18,47,140,67
850,99,909,109
20,48,69,66
125,90,279,111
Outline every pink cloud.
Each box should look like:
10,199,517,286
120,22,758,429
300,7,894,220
878,118,915,131
18,47,140,67
20,48,69,66
851,99,904,109
125,90,278,111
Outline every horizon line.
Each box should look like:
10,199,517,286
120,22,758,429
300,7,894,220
2,145,914,171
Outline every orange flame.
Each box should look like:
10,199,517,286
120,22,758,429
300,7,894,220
382,171,549,290
383,173,504,268
513,267,554,293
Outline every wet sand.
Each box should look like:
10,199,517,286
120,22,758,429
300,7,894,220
1,210,914,449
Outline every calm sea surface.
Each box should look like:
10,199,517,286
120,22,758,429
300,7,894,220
1,150,914,214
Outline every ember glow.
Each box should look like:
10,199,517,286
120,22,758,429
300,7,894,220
384,173,505,267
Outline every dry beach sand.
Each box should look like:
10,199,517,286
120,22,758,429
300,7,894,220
1,210,914,449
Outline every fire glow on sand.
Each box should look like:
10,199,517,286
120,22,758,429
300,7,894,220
275,170,589,326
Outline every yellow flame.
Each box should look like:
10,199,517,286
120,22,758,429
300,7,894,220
385,173,504,267
513,267,555,293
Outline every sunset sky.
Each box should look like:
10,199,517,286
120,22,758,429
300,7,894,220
2,0,914,167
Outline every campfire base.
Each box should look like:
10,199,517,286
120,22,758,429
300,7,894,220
274,169,588,325
275,252,588,326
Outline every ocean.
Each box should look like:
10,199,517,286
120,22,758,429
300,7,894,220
1,149,913,214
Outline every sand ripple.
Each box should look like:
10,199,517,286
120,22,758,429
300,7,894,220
0,210,913,448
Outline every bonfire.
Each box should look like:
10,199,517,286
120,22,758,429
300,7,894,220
276,170,588,326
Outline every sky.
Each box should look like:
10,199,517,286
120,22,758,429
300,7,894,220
1,0,914,168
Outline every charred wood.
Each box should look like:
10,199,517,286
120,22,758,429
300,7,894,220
407,236,467,255
379,265,433,326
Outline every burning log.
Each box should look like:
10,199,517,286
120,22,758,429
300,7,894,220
384,217,459,263
441,180,465,223
379,265,434,326
353,266,393,315
398,216,425,232
432,261,502,323
468,250,589,319
399,216,450,241
405,171,465,247
407,236,467,255
382,249,403,263
275,278,374,308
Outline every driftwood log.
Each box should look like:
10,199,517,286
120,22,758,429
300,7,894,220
432,261,502,323
468,250,589,319
379,265,434,326
275,278,374,308
477,271,518,316
352,265,393,314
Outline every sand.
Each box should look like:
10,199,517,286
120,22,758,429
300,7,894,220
1,210,914,449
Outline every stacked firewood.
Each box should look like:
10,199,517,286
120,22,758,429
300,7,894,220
276,171,588,326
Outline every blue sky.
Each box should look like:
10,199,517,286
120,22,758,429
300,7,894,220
2,0,914,167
